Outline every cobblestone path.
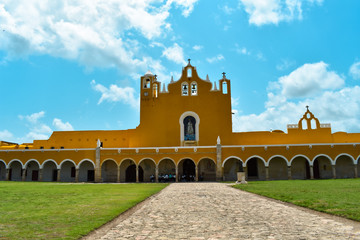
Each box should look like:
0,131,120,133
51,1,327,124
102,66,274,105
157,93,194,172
99,183,360,240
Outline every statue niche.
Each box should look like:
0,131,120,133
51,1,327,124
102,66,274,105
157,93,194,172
184,116,196,141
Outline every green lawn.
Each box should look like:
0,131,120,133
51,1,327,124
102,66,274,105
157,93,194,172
233,179,360,221
0,182,168,240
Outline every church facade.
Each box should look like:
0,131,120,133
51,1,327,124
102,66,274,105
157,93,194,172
1,61,360,183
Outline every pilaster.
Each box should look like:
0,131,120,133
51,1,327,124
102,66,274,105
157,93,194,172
95,146,101,183
216,136,222,181
332,165,336,179
57,169,61,182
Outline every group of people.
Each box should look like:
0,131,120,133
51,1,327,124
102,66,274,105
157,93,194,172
150,173,201,182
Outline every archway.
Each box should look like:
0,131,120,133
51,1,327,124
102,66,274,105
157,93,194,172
358,158,360,178
24,160,40,181
78,160,95,182
125,165,143,182
8,160,22,181
246,157,266,180
120,159,135,182
268,157,288,180
313,156,332,179
0,161,6,180
139,159,156,182
198,158,216,181
158,159,176,182
178,159,196,181
42,160,58,182
60,160,76,182
335,155,355,179
223,158,243,181
101,160,118,182
291,156,310,180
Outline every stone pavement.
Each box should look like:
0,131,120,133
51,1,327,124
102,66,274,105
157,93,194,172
96,183,360,240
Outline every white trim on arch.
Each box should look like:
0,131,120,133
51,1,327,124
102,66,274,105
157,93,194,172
244,155,267,167
197,157,216,167
139,158,156,166
24,159,41,169
158,157,176,167
41,159,59,169
59,159,77,168
179,111,200,143
289,155,312,166
222,156,243,167
0,159,7,168
268,155,290,166
177,157,195,167
334,153,356,165
119,158,136,167
77,159,95,169
101,158,119,167
312,154,334,165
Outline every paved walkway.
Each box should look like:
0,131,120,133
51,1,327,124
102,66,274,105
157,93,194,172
96,183,360,239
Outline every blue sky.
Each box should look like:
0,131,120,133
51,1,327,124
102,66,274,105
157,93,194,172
1,0,360,144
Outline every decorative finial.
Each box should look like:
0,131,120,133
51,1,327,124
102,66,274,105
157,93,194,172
217,136,221,145
188,58,191,65
214,81,218,90
170,76,174,83
222,72,226,79
97,139,101,148
162,83,166,92
306,105,309,111
206,74,210,81
154,74,157,80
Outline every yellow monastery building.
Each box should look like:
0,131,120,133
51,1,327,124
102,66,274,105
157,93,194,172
1,61,360,183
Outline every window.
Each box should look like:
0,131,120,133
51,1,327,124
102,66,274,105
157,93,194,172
51,146,55,149
183,116,196,141
187,67,192,77
153,84,158,98
222,81,228,94
191,82,197,95
143,78,150,88
182,82,189,96
40,146,44,149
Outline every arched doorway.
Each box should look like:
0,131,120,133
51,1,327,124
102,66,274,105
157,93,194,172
60,160,76,182
291,156,310,180
335,155,355,179
223,158,243,181
158,159,176,182
198,158,216,181
178,159,195,181
268,157,288,180
313,156,332,179
42,160,58,182
25,160,40,181
125,165,143,182
246,157,266,180
9,160,22,181
101,160,118,182
78,160,95,182
0,161,6,180
139,159,155,182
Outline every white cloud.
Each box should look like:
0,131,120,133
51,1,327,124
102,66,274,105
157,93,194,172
53,118,74,131
162,43,186,65
276,59,296,71
278,61,344,98
233,61,360,133
193,45,203,51
0,130,13,140
349,61,360,80
91,80,139,109
239,0,323,26
0,0,198,73
206,54,225,63
18,111,45,124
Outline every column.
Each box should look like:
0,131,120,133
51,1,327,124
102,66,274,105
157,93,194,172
354,164,358,179
310,165,314,180
175,164,178,182
75,168,79,182
287,166,292,180
136,165,139,183
265,166,269,181
6,168,10,181
22,169,26,181
195,165,198,182
216,137,222,181
117,165,121,183
332,165,336,179
155,165,159,183
57,169,61,182
95,147,101,183
243,166,248,180
39,169,43,182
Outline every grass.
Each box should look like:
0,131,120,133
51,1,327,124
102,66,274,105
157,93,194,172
0,182,168,239
233,179,360,221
